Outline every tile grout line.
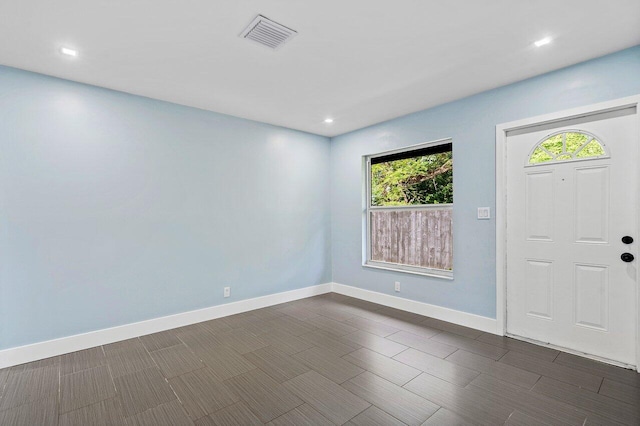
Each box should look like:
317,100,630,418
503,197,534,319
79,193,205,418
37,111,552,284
140,335,194,420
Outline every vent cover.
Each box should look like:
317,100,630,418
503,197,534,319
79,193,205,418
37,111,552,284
240,15,297,50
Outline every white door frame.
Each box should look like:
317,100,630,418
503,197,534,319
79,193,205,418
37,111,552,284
496,95,640,371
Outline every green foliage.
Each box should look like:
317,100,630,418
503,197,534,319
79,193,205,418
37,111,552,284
371,152,453,206
529,132,605,164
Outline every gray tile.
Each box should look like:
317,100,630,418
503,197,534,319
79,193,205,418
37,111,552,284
267,403,333,426
505,410,552,426
446,349,540,389
60,346,106,376
199,319,234,335
532,376,640,425
60,365,117,413
139,330,182,352
8,295,636,426
404,373,512,426
0,365,59,411
381,318,440,339
298,329,361,356
339,301,386,317
278,305,322,321
150,344,204,378
378,307,426,323
467,374,588,426
104,339,156,378
194,401,262,426
250,307,285,321
221,312,261,329
341,316,401,337
394,348,480,387
431,332,508,360
0,366,8,390
114,367,177,417
387,330,458,358
344,347,421,386
583,413,629,426
177,328,223,354
341,330,408,357
225,368,303,423
421,318,483,339
303,315,358,336
284,370,370,425
216,328,269,354
242,346,310,383
308,304,356,322
342,371,438,426
349,307,402,323
259,316,316,336
0,396,57,426
421,408,476,426
346,405,405,426
554,352,640,388
258,328,314,355
126,400,193,426
599,378,640,406
476,333,559,362
173,323,209,337
196,344,257,381
168,367,239,420
293,346,364,384
341,297,386,312
59,398,127,426
499,350,602,392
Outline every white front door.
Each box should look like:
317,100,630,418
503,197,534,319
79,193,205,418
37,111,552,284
506,107,638,366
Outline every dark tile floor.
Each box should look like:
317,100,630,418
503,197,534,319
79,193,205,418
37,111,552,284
1,293,639,425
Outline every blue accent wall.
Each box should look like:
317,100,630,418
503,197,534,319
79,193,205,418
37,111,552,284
0,66,331,350
330,46,640,319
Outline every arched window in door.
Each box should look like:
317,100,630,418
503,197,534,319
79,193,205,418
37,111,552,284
528,130,608,165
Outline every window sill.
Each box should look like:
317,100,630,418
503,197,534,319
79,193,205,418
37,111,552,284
363,261,453,280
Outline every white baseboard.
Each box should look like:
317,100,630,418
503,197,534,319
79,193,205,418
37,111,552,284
331,282,498,334
1,281,499,369
0,283,332,369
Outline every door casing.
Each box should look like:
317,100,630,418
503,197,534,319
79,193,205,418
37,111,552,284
496,95,640,371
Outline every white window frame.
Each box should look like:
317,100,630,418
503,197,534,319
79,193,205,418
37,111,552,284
363,138,453,279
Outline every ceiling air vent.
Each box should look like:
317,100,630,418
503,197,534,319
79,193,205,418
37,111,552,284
240,15,297,50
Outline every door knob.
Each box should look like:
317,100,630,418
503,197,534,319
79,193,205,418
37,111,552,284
622,236,634,244
621,253,635,263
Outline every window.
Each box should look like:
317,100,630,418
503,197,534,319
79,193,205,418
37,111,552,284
364,139,453,278
528,130,607,165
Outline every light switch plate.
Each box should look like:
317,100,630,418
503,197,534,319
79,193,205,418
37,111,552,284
477,207,490,219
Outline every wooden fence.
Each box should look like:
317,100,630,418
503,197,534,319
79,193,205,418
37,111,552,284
370,208,452,270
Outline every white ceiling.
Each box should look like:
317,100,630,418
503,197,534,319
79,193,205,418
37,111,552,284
1,1,639,137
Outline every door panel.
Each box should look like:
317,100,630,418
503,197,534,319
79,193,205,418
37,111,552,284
574,166,609,243
574,263,608,331
506,109,638,366
525,260,554,320
526,171,554,241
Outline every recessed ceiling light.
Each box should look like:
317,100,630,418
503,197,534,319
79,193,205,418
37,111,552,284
324,118,334,124
60,47,78,57
534,37,553,47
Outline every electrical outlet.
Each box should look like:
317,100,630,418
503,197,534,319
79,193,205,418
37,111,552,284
224,287,230,298
394,281,400,292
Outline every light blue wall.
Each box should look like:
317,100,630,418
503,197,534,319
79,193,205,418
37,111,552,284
0,66,331,350
2,46,639,351
330,46,640,319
